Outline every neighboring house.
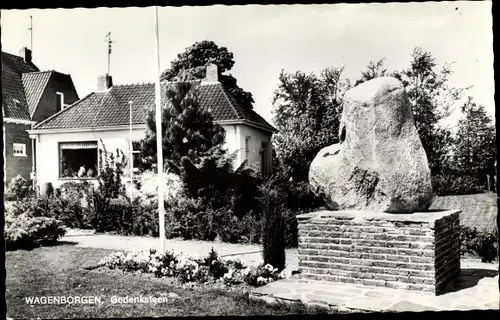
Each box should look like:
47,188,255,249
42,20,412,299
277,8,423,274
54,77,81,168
2,47,80,185
28,65,277,190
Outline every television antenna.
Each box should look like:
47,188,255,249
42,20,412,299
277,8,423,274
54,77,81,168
28,16,33,51
105,32,115,75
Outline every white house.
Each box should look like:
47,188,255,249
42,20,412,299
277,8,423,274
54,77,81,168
28,65,276,190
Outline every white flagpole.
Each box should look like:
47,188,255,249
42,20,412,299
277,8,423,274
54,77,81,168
129,100,133,201
153,6,166,253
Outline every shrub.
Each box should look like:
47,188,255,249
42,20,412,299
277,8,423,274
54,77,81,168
131,197,160,237
50,196,93,229
89,196,162,237
239,214,261,244
204,248,228,279
50,182,94,229
433,173,485,196
136,170,184,202
97,248,291,287
5,175,34,201
89,143,127,232
8,196,53,218
460,225,498,262
257,173,324,249
282,208,299,248
259,178,286,271
5,200,66,250
166,195,216,241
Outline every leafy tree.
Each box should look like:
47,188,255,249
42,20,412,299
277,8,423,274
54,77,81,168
138,79,227,174
271,67,350,182
160,40,254,109
453,96,496,187
354,58,388,86
391,47,466,177
355,50,467,178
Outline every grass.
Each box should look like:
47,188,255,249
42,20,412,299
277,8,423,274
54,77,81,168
6,243,334,318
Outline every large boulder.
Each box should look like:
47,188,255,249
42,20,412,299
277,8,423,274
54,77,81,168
309,77,433,213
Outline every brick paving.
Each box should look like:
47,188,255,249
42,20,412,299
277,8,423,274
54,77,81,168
250,260,499,312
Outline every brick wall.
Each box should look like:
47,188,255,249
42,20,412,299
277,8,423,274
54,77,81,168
297,210,461,295
4,122,33,184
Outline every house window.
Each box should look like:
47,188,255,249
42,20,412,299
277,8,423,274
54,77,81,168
13,143,27,157
127,139,142,176
59,141,98,178
56,92,65,112
245,136,251,160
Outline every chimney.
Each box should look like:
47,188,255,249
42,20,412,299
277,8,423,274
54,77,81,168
19,47,32,64
205,64,218,82
97,74,113,91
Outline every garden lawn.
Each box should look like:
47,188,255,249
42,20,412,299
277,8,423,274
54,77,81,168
6,243,332,318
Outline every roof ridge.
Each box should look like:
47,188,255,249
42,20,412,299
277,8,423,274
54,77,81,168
1,51,21,59
114,82,154,87
216,82,243,120
33,92,96,129
22,70,53,75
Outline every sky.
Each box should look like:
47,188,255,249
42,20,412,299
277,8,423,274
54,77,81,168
1,2,495,129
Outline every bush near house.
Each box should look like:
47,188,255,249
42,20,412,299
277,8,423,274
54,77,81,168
5,196,66,250
5,175,35,201
51,181,94,229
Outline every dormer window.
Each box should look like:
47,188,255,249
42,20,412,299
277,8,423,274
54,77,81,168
56,92,65,112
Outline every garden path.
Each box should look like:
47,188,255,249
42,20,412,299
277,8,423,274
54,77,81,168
61,229,299,271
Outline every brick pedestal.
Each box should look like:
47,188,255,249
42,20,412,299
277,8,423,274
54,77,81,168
297,209,461,295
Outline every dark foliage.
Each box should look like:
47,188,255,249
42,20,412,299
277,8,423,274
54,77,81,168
259,178,286,271
460,225,498,263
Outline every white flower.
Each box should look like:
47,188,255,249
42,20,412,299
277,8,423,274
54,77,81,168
279,269,292,279
182,137,188,144
264,264,274,272
224,269,234,279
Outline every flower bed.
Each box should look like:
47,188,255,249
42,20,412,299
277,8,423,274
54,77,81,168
97,248,292,288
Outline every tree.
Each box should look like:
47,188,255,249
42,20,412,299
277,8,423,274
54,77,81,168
354,58,387,86
139,78,261,215
138,79,227,174
160,40,254,109
453,96,496,188
271,67,349,182
392,47,465,177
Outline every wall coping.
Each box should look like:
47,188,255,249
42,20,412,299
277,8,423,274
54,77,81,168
297,209,461,225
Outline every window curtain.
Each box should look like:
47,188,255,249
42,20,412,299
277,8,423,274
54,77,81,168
60,141,98,150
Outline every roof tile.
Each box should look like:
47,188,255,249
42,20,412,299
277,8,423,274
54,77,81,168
34,81,276,132
1,52,40,121
22,71,53,116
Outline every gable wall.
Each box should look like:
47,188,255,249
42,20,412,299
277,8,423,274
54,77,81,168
32,74,79,123
236,124,273,174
